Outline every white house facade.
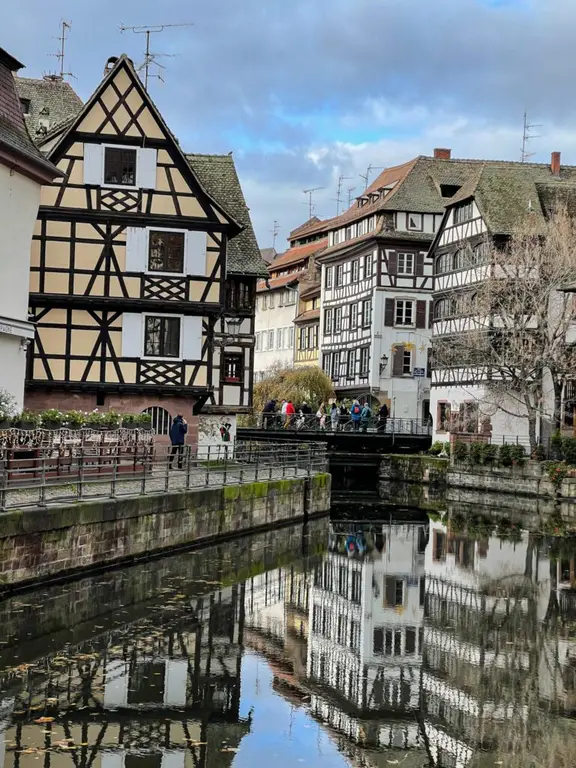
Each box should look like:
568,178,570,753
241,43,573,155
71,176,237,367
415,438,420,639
0,47,60,410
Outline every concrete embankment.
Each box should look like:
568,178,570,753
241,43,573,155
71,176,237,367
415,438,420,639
0,473,331,589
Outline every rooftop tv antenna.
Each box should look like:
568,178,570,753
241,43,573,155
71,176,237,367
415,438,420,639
49,21,74,79
270,220,281,250
347,186,356,207
360,164,384,189
303,187,324,219
120,23,194,88
333,175,353,215
521,112,542,163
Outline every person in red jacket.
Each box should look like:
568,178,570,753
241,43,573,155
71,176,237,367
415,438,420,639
285,400,295,428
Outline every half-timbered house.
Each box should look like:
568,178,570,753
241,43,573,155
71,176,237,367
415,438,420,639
313,150,479,418
0,46,60,410
24,55,266,441
254,220,327,379
294,281,321,368
429,153,576,442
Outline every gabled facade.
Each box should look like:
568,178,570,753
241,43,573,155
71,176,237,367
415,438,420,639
312,150,480,418
24,55,266,440
294,282,320,367
429,153,576,442
254,224,327,379
0,47,60,409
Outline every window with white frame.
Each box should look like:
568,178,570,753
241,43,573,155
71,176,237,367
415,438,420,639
84,144,157,189
279,292,284,307
261,294,267,310
269,293,275,309
407,213,423,231
436,253,452,274
368,216,376,231
323,353,331,375
255,332,261,351
277,328,284,349
351,260,359,283
360,347,369,375
325,267,333,289
349,302,358,330
454,201,474,224
324,308,333,335
335,265,344,286
334,307,343,332
358,219,366,236
144,316,180,358
331,352,340,379
285,289,296,305
268,330,274,349
346,349,356,377
364,255,372,277
288,327,294,348
148,231,185,273
361,299,372,328
104,147,137,186
397,252,414,275
395,300,414,326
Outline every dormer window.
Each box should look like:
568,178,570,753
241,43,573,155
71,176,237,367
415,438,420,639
104,147,136,186
20,98,31,116
407,213,423,231
454,201,474,224
441,184,461,198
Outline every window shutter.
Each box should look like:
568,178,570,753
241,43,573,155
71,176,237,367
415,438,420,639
384,298,395,327
392,345,404,376
83,143,103,185
136,148,157,189
387,252,398,275
428,300,433,328
415,253,425,276
125,227,148,272
416,300,427,329
185,231,207,276
121,313,142,358
183,316,202,360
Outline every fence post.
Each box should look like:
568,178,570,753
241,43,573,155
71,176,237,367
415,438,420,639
110,446,117,499
185,445,192,489
223,448,228,486
39,452,47,508
164,445,170,493
0,450,7,512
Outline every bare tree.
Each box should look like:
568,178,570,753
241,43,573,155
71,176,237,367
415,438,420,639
433,208,576,453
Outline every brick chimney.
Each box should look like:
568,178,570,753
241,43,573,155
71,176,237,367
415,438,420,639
551,151,561,176
434,148,452,160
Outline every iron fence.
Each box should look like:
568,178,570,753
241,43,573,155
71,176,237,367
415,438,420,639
0,441,328,512
255,412,431,436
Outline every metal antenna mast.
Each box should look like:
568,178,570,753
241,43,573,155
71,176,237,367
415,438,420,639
347,186,356,207
333,175,352,215
270,220,281,250
521,112,542,163
120,23,194,89
303,187,324,219
359,164,384,189
49,21,74,79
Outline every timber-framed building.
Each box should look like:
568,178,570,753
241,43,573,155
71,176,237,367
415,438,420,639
24,55,266,439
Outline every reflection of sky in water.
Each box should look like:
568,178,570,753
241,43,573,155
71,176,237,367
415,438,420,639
238,652,349,767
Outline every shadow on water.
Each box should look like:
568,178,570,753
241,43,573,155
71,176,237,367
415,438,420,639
2,486,576,766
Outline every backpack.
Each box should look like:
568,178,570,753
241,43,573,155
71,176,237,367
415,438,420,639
352,404,361,416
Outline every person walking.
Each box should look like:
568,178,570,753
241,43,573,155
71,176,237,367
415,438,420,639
169,414,188,469
378,402,389,433
263,399,276,430
360,402,372,433
316,402,326,430
285,400,295,428
330,402,339,431
350,400,362,432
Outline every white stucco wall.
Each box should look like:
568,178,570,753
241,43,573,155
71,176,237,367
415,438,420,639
0,335,27,410
254,288,298,377
197,414,237,449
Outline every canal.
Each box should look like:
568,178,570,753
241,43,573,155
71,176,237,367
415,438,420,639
1,490,575,767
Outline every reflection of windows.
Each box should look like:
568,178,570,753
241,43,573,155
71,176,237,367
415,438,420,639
144,316,180,357
350,620,360,652
419,577,425,607
351,570,361,603
433,531,446,561
127,662,165,705
148,231,185,273
312,605,321,632
385,577,404,607
437,402,451,431
104,147,136,186
222,353,242,383
436,252,452,274
405,628,416,655
373,627,384,654
338,566,347,597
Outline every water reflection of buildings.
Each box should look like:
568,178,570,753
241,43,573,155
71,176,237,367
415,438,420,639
0,584,250,768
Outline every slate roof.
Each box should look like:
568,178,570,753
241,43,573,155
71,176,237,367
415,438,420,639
186,153,268,277
289,215,322,239
260,247,276,264
294,307,320,324
14,75,83,142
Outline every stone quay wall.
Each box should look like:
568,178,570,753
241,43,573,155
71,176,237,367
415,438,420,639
0,473,331,589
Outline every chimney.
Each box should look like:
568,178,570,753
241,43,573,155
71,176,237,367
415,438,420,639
104,56,119,75
434,148,452,160
551,151,561,176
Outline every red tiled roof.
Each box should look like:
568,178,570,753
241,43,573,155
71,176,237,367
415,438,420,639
294,308,320,324
256,269,307,292
300,281,321,299
269,238,328,272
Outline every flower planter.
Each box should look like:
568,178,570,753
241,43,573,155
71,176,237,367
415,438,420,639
0,419,12,429
43,421,62,431
122,424,137,430
15,421,38,430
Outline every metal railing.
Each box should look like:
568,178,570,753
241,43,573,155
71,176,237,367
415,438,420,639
0,441,328,512
255,412,432,436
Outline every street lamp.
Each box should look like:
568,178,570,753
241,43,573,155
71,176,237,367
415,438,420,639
379,354,389,377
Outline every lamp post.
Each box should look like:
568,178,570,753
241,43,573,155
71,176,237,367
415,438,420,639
379,354,389,377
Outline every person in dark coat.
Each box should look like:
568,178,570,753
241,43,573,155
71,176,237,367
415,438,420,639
378,403,389,433
169,414,188,469
263,399,276,429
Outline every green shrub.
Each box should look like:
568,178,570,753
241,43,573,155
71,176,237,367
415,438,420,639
562,437,576,464
64,410,85,428
544,461,568,490
532,444,547,461
453,441,468,463
468,442,483,465
17,410,41,428
429,441,450,456
480,443,498,465
102,410,121,428
40,408,63,425
136,412,152,427
509,444,526,466
499,444,513,467
85,411,106,427
551,430,564,459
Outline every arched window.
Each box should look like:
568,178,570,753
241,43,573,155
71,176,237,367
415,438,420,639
434,298,450,319
142,406,172,435
473,242,488,264
453,250,467,270
436,253,452,275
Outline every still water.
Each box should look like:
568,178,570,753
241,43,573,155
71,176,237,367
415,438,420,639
1,497,576,767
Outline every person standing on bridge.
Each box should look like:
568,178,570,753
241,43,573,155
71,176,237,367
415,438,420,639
350,400,362,432
377,402,389,433
360,402,372,433
169,414,188,469
330,402,339,431
285,400,295,428
263,399,276,429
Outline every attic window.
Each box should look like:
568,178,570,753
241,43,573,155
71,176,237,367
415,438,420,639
440,184,461,198
104,147,136,186
407,213,423,231
20,98,30,116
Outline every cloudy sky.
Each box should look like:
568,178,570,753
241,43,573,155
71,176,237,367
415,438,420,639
3,0,576,250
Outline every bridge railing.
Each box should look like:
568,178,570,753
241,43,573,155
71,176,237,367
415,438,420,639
0,441,328,512
255,412,432,436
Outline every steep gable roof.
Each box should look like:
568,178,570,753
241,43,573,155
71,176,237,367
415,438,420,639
14,75,82,143
268,238,327,272
186,153,268,277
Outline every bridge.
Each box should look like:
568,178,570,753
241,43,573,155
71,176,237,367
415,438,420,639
238,417,432,495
